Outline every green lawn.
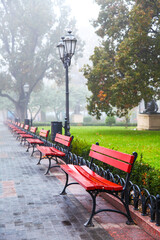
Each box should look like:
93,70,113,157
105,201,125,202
70,126,160,170
41,125,160,170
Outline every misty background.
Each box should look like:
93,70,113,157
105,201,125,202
0,0,139,125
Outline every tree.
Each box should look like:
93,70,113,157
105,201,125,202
29,84,65,122
115,0,160,106
82,0,160,118
105,115,116,126
29,83,90,123
0,0,83,120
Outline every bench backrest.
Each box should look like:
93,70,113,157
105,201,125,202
30,127,37,134
89,144,137,174
20,123,24,129
39,129,50,139
54,133,73,147
24,125,29,131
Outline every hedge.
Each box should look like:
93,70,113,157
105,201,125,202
71,138,160,196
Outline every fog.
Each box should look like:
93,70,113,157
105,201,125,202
0,0,101,124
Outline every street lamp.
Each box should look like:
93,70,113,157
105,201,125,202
57,31,77,136
23,83,29,119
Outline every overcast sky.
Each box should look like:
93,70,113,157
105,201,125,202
66,0,100,65
66,0,99,30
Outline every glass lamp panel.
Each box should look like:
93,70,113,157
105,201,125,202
71,38,77,55
64,31,77,56
57,42,65,60
23,83,29,94
65,38,72,55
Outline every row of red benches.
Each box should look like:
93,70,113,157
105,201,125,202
6,120,137,227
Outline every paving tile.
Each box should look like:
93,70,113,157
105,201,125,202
0,123,114,240
1,122,158,239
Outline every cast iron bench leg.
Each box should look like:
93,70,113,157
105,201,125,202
84,191,98,227
37,152,43,165
45,157,52,175
31,144,35,156
60,172,79,195
44,157,60,175
124,189,134,224
60,172,69,195
26,142,30,152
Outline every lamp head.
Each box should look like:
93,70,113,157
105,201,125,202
57,37,65,62
23,83,29,94
63,30,77,58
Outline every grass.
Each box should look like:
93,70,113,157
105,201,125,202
40,125,160,170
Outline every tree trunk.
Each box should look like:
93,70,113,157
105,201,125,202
15,100,26,121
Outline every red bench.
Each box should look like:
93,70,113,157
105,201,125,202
15,124,30,139
10,122,21,133
26,129,50,156
60,143,137,227
12,123,24,135
7,121,19,131
36,133,73,175
19,126,37,145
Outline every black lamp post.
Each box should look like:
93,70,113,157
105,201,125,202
23,83,29,120
57,31,77,136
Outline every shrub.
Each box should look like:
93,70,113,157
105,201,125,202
71,138,90,160
33,122,51,127
71,138,160,195
83,116,92,123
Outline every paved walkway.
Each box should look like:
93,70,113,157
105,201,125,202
0,123,156,240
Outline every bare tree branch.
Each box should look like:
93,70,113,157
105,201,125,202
0,90,17,104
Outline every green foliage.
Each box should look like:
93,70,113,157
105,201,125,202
33,122,51,127
131,159,160,195
83,116,92,123
70,126,160,170
71,137,160,195
35,125,160,195
71,138,91,160
30,83,90,122
82,0,160,118
0,0,83,120
105,116,116,126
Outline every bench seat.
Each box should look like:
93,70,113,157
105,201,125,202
19,127,37,145
36,134,73,175
26,138,44,145
26,129,50,156
60,143,137,227
15,130,26,134
14,125,29,140
20,133,34,138
61,164,123,191
36,146,65,157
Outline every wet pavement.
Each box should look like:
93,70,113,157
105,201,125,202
0,123,156,239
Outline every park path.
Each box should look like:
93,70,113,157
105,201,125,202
0,122,155,240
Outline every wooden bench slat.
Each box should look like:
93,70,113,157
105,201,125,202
20,134,33,138
75,165,123,191
26,138,44,144
24,125,29,130
29,127,37,133
90,144,134,164
36,133,73,174
37,146,65,157
54,137,71,147
89,150,132,173
61,165,103,190
50,147,66,156
56,133,72,141
60,144,137,226
25,129,50,157
39,129,49,138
